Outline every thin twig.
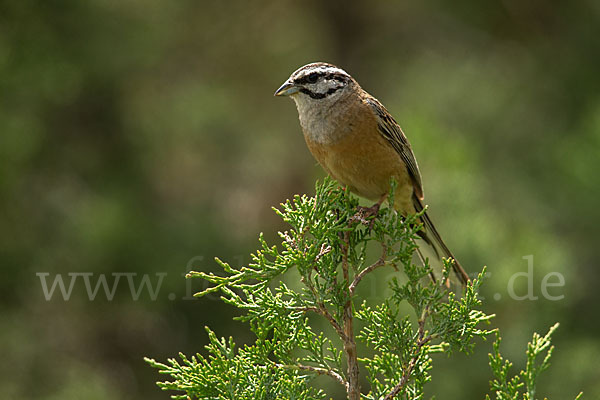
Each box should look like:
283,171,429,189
341,230,361,400
298,306,347,341
383,308,432,400
314,243,332,265
300,250,347,341
275,363,347,389
349,243,388,295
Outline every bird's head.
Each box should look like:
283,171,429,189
274,62,355,106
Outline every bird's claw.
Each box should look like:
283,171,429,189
353,203,381,229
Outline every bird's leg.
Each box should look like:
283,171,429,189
355,194,387,227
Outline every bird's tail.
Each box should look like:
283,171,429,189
412,196,470,287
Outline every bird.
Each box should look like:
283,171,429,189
274,62,469,286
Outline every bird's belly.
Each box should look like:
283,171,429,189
305,129,413,204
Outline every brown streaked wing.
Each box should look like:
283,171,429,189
365,97,424,199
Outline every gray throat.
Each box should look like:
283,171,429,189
293,94,351,145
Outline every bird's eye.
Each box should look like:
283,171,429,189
307,72,319,83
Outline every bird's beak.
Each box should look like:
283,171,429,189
274,80,299,97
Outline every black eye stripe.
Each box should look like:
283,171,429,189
299,85,343,99
294,73,322,85
307,72,319,83
294,71,349,85
329,73,348,83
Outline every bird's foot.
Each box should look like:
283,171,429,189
354,202,382,229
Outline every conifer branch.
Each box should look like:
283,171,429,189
146,178,578,400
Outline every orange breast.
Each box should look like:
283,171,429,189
303,102,415,214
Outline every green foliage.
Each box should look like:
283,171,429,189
145,179,575,399
145,328,325,400
486,324,583,400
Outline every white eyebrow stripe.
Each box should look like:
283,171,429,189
295,65,350,79
311,66,347,76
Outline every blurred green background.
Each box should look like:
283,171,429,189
1,0,599,398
